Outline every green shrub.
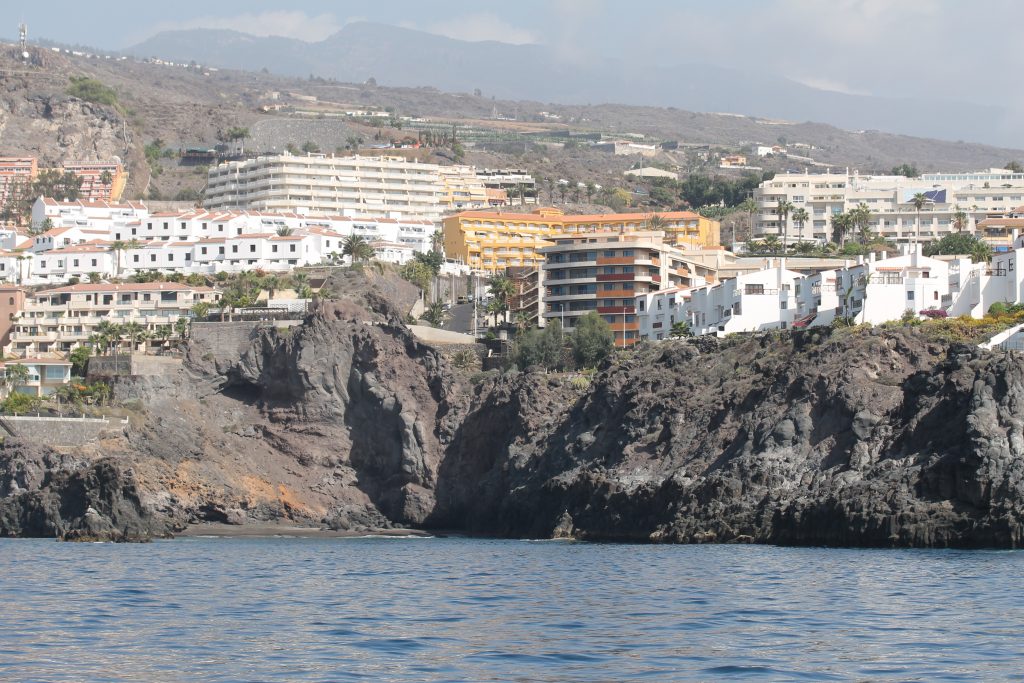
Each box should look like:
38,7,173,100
66,77,120,109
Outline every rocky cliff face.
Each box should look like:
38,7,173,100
2,286,1023,546
429,329,1024,547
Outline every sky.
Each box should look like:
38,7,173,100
4,0,1022,107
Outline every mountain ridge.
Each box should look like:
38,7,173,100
126,21,1020,148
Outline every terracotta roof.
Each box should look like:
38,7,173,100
450,209,702,222
978,218,1024,227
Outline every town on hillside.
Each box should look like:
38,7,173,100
4,147,1024,405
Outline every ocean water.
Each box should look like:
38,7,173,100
0,538,1021,682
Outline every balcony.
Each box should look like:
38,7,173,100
596,273,634,282
597,306,635,314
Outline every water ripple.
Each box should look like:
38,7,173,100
0,539,1021,681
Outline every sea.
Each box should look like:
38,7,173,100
0,537,1021,682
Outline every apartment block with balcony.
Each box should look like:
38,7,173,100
61,160,128,203
205,154,448,222
754,169,1024,246
0,157,37,210
6,282,221,357
506,266,545,328
540,230,695,346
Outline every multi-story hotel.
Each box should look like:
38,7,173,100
6,282,221,357
0,157,37,211
539,230,709,346
754,168,1024,245
443,208,720,272
61,160,128,203
206,154,452,222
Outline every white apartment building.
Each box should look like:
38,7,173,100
686,264,804,336
7,198,440,285
640,245,1024,339
6,282,221,358
754,168,1024,245
205,154,449,221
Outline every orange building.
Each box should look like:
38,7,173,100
0,158,38,214
443,207,719,273
62,160,128,203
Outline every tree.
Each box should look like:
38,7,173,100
645,213,668,232
831,212,851,247
1005,161,1024,174
911,192,931,245
775,199,794,252
191,301,211,320
276,226,294,237
924,233,992,263
848,203,873,244
400,260,433,294
99,170,113,186
174,317,190,340
510,321,564,371
952,205,969,232
342,235,374,263
3,363,30,392
891,163,920,178
110,240,126,277
791,207,809,243
69,346,92,377
121,321,146,355
488,275,516,324
414,250,444,276
761,234,782,254
301,141,320,154
32,169,83,203
570,312,614,368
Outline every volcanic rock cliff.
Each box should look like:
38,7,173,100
2,279,1023,547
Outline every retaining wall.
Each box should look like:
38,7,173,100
0,415,124,446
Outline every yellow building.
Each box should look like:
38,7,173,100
442,207,720,272
437,166,489,211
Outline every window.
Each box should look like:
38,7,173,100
44,365,65,381
289,245,296,252
73,259,79,267
163,222,169,230
249,244,256,253
133,255,139,262
201,247,207,255
907,291,915,300
272,245,278,253
150,254,156,262
232,245,238,253
168,254,174,262
91,259,97,267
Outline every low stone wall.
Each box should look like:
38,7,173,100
0,415,124,446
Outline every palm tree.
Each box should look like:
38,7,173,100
761,234,782,254
645,213,668,233
430,229,444,255
911,192,930,245
121,321,146,355
276,226,294,237
952,205,968,233
175,317,190,341
95,321,122,355
487,275,515,324
831,212,851,247
110,240,126,277
775,200,795,253
849,203,873,244
791,207,809,244
739,197,758,242
342,235,374,263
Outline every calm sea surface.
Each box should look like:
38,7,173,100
0,537,1021,682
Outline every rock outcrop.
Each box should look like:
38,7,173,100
2,275,1024,547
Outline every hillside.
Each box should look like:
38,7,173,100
1,41,1023,206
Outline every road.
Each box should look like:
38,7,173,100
443,303,479,335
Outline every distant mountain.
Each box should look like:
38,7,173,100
127,22,1021,148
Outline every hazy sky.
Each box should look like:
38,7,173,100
5,0,1022,106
